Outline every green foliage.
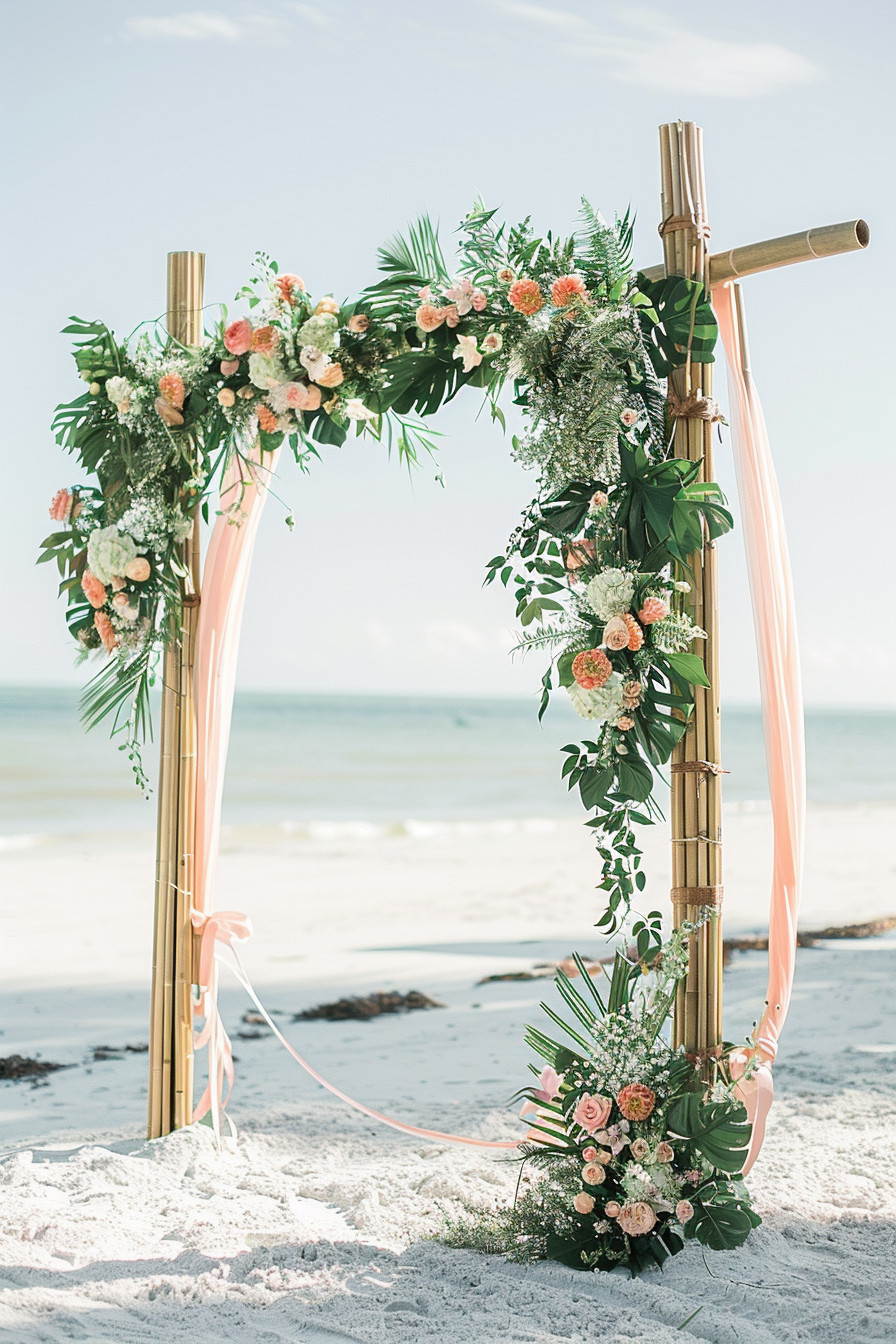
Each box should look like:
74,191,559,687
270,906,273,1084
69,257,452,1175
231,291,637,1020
665,1093,753,1173
635,274,718,377
686,1179,762,1250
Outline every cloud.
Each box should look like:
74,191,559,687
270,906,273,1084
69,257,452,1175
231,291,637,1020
494,3,823,97
125,10,282,41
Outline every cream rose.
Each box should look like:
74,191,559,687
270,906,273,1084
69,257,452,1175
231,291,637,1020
617,1202,657,1236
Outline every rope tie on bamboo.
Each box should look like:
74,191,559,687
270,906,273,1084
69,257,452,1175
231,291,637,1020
658,213,712,242
671,885,724,907
667,389,723,423
671,758,729,798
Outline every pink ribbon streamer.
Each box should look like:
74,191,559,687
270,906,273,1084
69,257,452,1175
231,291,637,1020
714,282,806,1173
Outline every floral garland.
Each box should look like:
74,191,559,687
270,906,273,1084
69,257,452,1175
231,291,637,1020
443,924,760,1274
43,201,729,919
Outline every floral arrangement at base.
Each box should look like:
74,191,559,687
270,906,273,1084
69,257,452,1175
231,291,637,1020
442,921,760,1275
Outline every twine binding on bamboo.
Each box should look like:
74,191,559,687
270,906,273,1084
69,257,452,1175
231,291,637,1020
658,213,712,241
671,884,723,907
667,389,723,423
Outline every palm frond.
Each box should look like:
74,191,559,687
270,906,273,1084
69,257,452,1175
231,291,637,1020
374,213,450,288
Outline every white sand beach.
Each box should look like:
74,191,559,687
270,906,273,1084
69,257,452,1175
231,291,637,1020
2,803,895,1342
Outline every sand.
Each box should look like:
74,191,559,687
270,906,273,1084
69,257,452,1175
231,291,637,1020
1,803,895,1342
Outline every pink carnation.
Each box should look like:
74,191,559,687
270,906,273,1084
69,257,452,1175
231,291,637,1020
158,372,185,410
94,610,117,652
552,274,587,307
572,1092,612,1134
49,489,73,522
638,597,669,625
508,278,543,316
81,570,107,609
224,318,253,355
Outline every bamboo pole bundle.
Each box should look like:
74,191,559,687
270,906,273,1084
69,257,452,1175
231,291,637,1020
148,251,205,1138
639,218,869,286
658,123,723,1065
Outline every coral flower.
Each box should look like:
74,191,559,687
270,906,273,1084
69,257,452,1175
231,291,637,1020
49,489,73,522
224,318,253,355
275,273,305,305
572,1093,612,1134
622,613,644,650
158,372,185,410
617,1202,657,1236
638,597,669,625
616,715,635,732
573,1192,595,1215
572,649,612,691
508,278,544,315
552,274,587,307
256,403,279,433
250,325,279,356
316,363,344,388
347,313,369,333
81,570,107,609
616,1083,656,1121
416,303,446,332
94,610,117,652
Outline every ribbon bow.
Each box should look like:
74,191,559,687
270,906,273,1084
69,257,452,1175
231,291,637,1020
191,909,253,1135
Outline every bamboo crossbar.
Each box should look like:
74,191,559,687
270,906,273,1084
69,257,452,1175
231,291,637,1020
659,123,723,1068
148,251,205,1139
639,218,869,287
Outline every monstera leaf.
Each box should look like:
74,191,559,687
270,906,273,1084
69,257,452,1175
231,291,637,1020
665,1094,752,1173
686,1179,762,1250
635,273,718,376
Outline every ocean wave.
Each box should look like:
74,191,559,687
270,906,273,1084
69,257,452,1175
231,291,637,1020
0,833,52,852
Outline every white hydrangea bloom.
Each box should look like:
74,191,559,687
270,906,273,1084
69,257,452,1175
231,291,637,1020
87,526,138,585
585,568,635,621
568,674,624,723
248,353,287,390
105,376,132,410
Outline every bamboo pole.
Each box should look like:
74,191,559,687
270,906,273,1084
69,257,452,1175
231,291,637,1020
148,251,205,1138
659,123,723,1066
640,218,869,287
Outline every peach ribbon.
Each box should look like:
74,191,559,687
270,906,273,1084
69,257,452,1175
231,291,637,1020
191,910,253,1130
714,282,806,1173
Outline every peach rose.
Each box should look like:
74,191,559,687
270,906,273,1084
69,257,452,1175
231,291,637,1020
508,278,543,315
655,1142,674,1164
595,1148,612,1165
616,716,635,732
275,273,305,306
603,616,629,651
217,388,236,407
676,1200,694,1225
94,610,117,652
304,385,322,411
314,296,340,316
81,570,107,609
316,363,344,388
158,372,185,409
565,538,595,570
416,303,446,332
622,680,643,707
638,597,669,625
111,592,138,622
617,1202,657,1236
224,318,253,355
582,1162,605,1185
155,396,184,427
573,1192,595,1215
125,557,150,582
220,359,240,376
572,1093,612,1134
617,1084,656,1121
582,1146,598,1162
604,1201,621,1218
630,1138,649,1160
250,325,279,356
572,648,613,691
347,313,369,333
552,274,587,307
109,575,126,593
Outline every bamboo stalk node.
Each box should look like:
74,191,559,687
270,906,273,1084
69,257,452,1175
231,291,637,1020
671,885,724,906
659,213,711,241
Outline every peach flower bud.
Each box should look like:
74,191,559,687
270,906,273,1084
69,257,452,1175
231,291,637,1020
237,385,255,399
603,616,630,651
596,1148,612,1165
573,1193,595,1215
582,1147,598,1162
347,313,369,333
565,538,595,570
220,360,240,376
316,363,344,388
620,408,639,426
304,385,322,411
89,382,101,396
622,680,642,707
676,1200,694,1225
497,267,515,283
590,491,608,509
416,304,446,332
155,396,184,426
582,1163,605,1185
617,1202,657,1236
616,716,635,732
125,557,151,582
314,297,340,316
443,304,461,328
655,1142,674,1163
605,1201,621,1218
630,1138,649,1160
217,388,236,407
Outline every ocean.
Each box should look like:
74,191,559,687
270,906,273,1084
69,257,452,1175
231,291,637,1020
0,686,893,842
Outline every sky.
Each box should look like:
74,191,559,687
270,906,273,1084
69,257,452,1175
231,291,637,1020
1,0,893,706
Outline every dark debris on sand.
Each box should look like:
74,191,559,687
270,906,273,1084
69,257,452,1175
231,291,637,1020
0,1055,66,1081
293,990,444,1023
